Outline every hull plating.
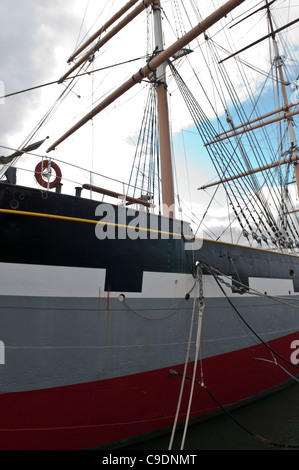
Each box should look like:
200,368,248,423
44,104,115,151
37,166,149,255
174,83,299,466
0,332,297,450
0,182,299,449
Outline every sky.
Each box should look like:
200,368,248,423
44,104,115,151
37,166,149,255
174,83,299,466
0,0,219,192
0,1,154,183
0,0,298,240
0,1,81,140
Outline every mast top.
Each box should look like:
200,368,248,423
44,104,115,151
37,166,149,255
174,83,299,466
48,0,246,153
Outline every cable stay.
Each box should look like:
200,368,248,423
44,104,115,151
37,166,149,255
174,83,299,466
219,17,299,64
46,0,248,154
229,0,277,29
68,0,141,63
0,60,90,180
169,60,299,249
168,0,299,250
127,84,160,208
0,56,147,100
59,0,157,84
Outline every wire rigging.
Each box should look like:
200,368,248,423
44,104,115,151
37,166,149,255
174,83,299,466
0,56,148,100
168,0,299,249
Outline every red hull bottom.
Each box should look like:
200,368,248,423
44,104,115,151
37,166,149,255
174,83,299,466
0,332,298,450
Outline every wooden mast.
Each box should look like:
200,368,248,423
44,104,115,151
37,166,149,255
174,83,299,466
47,0,246,166
48,0,246,148
153,0,175,217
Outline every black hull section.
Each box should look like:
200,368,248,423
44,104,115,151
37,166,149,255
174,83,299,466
0,182,298,292
0,183,189,292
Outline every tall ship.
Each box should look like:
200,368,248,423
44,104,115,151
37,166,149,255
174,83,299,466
0,0,298,450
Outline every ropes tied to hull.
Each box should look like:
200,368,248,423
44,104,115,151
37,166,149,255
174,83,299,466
169,262,205,450
206,263,299,310
254,357,299,383
168,260,299,449
120,278,197,321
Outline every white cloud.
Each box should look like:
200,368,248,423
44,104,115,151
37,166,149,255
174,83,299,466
0,1,89,143
1,0,298,232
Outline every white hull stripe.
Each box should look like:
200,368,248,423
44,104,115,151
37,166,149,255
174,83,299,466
0,263,195,298
0,263,295,298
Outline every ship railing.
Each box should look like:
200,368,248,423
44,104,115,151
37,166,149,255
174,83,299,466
0,150,155,211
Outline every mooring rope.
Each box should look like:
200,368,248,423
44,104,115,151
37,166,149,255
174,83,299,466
171,370,299,449
179,264,205,450
207,263,299,309
254,357,299,383
121,279,197,321
169,260,299,449
168,267,199,450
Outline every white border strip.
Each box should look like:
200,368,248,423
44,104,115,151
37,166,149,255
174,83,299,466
0,263,294,299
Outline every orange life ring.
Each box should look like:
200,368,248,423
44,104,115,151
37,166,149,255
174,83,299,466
35,160,62,189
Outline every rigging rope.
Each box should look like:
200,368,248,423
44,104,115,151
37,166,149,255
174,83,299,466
127,84,160,205
200,261,299,370
167,0,299,248
169,60,277,244
169,58,299,249
0,56,148,100
0,62,88,179
207,21,299,245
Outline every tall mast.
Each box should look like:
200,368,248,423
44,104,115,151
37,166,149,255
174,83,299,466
152,0,175,217
266,0,299,195
47,0,246,155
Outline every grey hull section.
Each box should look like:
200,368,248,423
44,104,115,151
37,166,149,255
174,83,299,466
0,291,298,394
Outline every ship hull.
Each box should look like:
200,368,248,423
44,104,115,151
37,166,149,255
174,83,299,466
0,325,297,450
0,182,298,449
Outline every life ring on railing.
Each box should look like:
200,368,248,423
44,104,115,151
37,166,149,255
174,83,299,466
35,160,62,189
